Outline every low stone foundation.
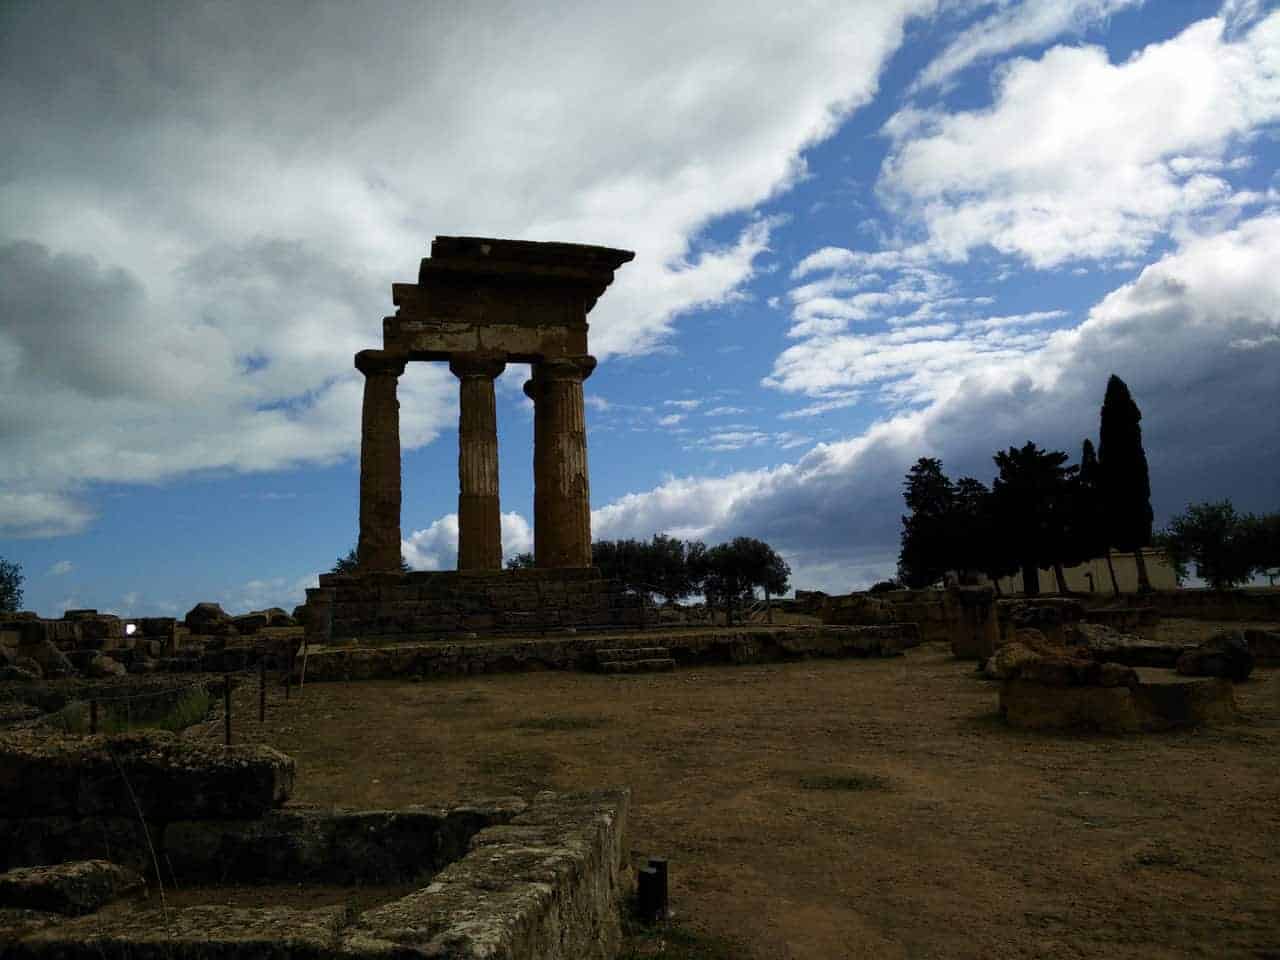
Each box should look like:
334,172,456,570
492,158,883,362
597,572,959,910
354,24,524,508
7,789,630,960
2,731,631,960
304,568,644,644
1146,588,1280,622
292,623,920,683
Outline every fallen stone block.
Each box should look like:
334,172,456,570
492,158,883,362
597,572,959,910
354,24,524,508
1067,622,1190,668
17,640,75,679
1176,631,1254,682
0,860,144,916
1001,673,1237,733
85,654,127,679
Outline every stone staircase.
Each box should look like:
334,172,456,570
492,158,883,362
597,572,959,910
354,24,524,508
594,646,676,675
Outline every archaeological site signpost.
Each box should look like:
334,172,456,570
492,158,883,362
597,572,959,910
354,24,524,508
304,237,640,643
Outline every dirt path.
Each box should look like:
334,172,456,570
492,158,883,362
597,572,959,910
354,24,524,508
221,639,1280,959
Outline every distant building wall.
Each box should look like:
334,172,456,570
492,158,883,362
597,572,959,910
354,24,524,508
991,549,1178,595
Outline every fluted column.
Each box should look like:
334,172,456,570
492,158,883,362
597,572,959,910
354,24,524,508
450,353,506,570
523,355,596,568
355,350,407,572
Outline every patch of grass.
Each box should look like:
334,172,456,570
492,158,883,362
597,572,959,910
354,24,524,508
796,771,890,792
47,687,213,735
514,715,608,732
619,916,745,960
474,749,556,791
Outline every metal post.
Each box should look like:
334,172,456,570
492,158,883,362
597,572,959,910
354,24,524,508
259,659,266,722
223,675,232,747
636,856,669,921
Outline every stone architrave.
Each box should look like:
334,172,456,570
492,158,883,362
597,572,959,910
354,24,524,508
355,349,407,572
450,353,507,570
524,356,597,568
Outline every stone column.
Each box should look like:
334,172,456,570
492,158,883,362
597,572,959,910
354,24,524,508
450,353,507,570
355,350,407,572
524,356,597,568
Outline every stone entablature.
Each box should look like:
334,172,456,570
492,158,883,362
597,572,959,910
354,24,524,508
354,237,633,574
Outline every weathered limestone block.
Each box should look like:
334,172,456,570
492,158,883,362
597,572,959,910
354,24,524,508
948,586,1000,660
1130,675,1239,729
1001,673,1237,732
0,731,294,819
1176,631,1254,682
0,817,152,873
982,641,1042,681
1001,680,1141,732
998,598,1084,647
1083,606,1161,639
17,621,80,650
9,904,347,958
1,661,42,684
1067,622,1192,668
77,617,124,646
136,617,176,638
18,639,76,678
183,602,230,630
85,654,126,679
346,789,628,960
163,797,525,886
231,613,268,635
0,860,144,916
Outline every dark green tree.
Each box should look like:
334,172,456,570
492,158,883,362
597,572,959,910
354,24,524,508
1246,513,1280,582
1155,500,1258,590
897,458,956,588
505,552,535,570
643,534,699,604
332,545,411,574
591,538,645,593
991,442,1076,596
1098,375,1155,591
0,557,23,613
1074,438,1116,595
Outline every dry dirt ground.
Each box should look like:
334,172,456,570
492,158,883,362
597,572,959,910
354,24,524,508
206,620,1280,960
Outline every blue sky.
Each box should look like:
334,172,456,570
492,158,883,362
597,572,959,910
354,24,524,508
2,0,1278,616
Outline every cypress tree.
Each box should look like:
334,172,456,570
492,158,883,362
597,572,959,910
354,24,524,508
1098,375,1154,591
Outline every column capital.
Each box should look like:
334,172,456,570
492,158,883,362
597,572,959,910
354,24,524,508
354,349,407,378
523,355,596,398
449,352,507,380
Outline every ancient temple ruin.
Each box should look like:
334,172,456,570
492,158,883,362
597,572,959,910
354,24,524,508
304,237,643,642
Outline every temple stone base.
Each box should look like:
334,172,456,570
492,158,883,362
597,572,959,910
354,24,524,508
303,568,643,644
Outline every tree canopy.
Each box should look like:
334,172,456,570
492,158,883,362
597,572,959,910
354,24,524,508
897,459,1014,590
1156,500,1278,590
332,545,412,574
0,557,23,613
992,442,1077,596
